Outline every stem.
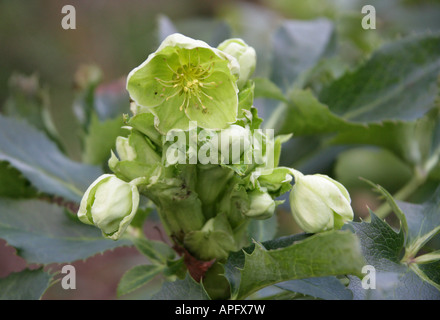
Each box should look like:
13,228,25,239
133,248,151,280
373,168,427,220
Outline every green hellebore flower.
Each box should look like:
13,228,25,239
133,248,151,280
218,38,256,89
289,170,354,234
78,174,140,240
127,33,240,134
245,190,276,220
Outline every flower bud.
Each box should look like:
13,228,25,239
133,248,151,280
115,130,161,164
218,38,256,89
78,174,140,240
289,170,354,234
245,190,276,220
209,124,252,164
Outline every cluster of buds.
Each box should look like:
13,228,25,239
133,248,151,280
77,34,354,264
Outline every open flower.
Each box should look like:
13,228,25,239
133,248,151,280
127,33,240,134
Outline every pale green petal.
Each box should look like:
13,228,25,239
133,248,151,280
185,71,238,129
301,174,353,222
77,174,113,226
151,94,191,133
127,52,181,108
289,181,334,233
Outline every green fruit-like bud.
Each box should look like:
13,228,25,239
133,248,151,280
289,170,354,234
184,213,236,261
245,190,276,220
77,174,140,240
218,38,256,89
115,130,161,164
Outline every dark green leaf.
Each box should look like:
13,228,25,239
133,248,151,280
271,18,335,91
226,230,364,299
132,237,175,265
0,268,52,300
151,273,210,300
117,264,164,297
0,198,131,264
349,211,440,299
0,115,102,202
319,33,440,123
276,276,353,300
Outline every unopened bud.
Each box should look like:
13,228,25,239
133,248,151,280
77,174,140,240
289,170,354,234
218,38,256,89
245,190,276,220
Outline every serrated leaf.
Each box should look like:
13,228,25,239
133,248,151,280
0,198,131,264
117,264,164,297
351,212,405,270
151,272,210,300
0,268,52,300
226,230,364,299
349,211,440,299
223,233,310,298
319,32,440,123
276,276,353,300
0,115,102,202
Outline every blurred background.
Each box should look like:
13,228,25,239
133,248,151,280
1,0,440,299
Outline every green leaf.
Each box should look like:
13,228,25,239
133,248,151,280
278,88,354,136
151,272,210,300
276,276,353,300
117,264,164,297
0,161,37,198
319,32,440,123
0,268,52,300
253,77,286,102
82,114,125,165
349,211,440,299
271,18,335,91
0,115,103,202
226,230,364,299
132,237,175,265
0,198,131,264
